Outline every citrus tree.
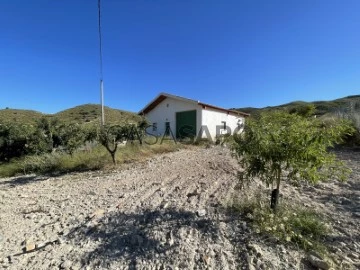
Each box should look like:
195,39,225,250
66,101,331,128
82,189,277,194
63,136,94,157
232,111,354,211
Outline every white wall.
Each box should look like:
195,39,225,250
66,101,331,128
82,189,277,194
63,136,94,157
201,107,245,140
145,97,202,137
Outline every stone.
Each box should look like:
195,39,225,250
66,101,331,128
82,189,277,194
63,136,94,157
25,242,36,252
60,260,72,269
201,254,210,265
44,244,53,252
197,209,206,217
348,252,359,259
247,243,263,258
70,262,82,270
160,201,169,209
248,260,256,270
36,242,47,249
89,209,105,219
166,231,174,246
49,236,64,245
307,254,330,270
279,245,287,254
241,221,247,230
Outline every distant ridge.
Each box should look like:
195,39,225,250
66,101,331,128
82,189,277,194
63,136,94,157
233,95,360,116
0,104,141,125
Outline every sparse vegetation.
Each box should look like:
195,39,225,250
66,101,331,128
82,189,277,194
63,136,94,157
229,193,330,254
0,141,182,177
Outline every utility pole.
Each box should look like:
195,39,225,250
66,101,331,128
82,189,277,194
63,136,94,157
100,79,105,125
98,0,105,125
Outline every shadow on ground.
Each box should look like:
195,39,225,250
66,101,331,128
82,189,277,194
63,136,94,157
0,175,41,186
67,208,223,269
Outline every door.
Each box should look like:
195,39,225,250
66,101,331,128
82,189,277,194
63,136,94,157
176,110,197,139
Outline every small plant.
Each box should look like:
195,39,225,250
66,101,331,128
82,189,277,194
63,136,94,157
229,193,330,253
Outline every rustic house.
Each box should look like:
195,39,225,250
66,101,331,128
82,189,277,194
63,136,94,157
138,93,249,141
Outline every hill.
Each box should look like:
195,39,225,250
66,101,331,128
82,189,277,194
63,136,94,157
0,104,141,125
54,104,141,125
0,109,45,125
234,95,360,116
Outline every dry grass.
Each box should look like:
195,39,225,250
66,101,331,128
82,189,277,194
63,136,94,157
0,141,184,177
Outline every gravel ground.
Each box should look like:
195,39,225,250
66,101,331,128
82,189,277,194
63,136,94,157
0,146,359,270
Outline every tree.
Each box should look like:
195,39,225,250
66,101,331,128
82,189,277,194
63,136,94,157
232,111,354,211
57,123,89,155
0,123,29,161
98,124,131,165
98,122,145,165
34,117,62,152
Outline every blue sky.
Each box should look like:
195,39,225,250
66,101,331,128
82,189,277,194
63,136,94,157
1,0,359,114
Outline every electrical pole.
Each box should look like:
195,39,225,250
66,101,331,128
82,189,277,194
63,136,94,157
98,0,105,125
100,79,105,125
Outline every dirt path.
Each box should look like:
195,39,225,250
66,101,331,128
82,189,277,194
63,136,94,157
0,146,359,269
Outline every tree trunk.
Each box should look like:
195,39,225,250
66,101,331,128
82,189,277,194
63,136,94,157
270,170,281,212
110,152,116,165
104,141,117,165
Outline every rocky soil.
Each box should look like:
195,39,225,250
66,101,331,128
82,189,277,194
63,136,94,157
0,146,359,270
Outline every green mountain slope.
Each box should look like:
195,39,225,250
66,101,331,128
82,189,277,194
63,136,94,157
0,109,45,125
234,95,360,116
0,104,141,125
55,104,141,124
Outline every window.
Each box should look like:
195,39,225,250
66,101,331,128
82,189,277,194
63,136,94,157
222,121,226,130
152,123,157,132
